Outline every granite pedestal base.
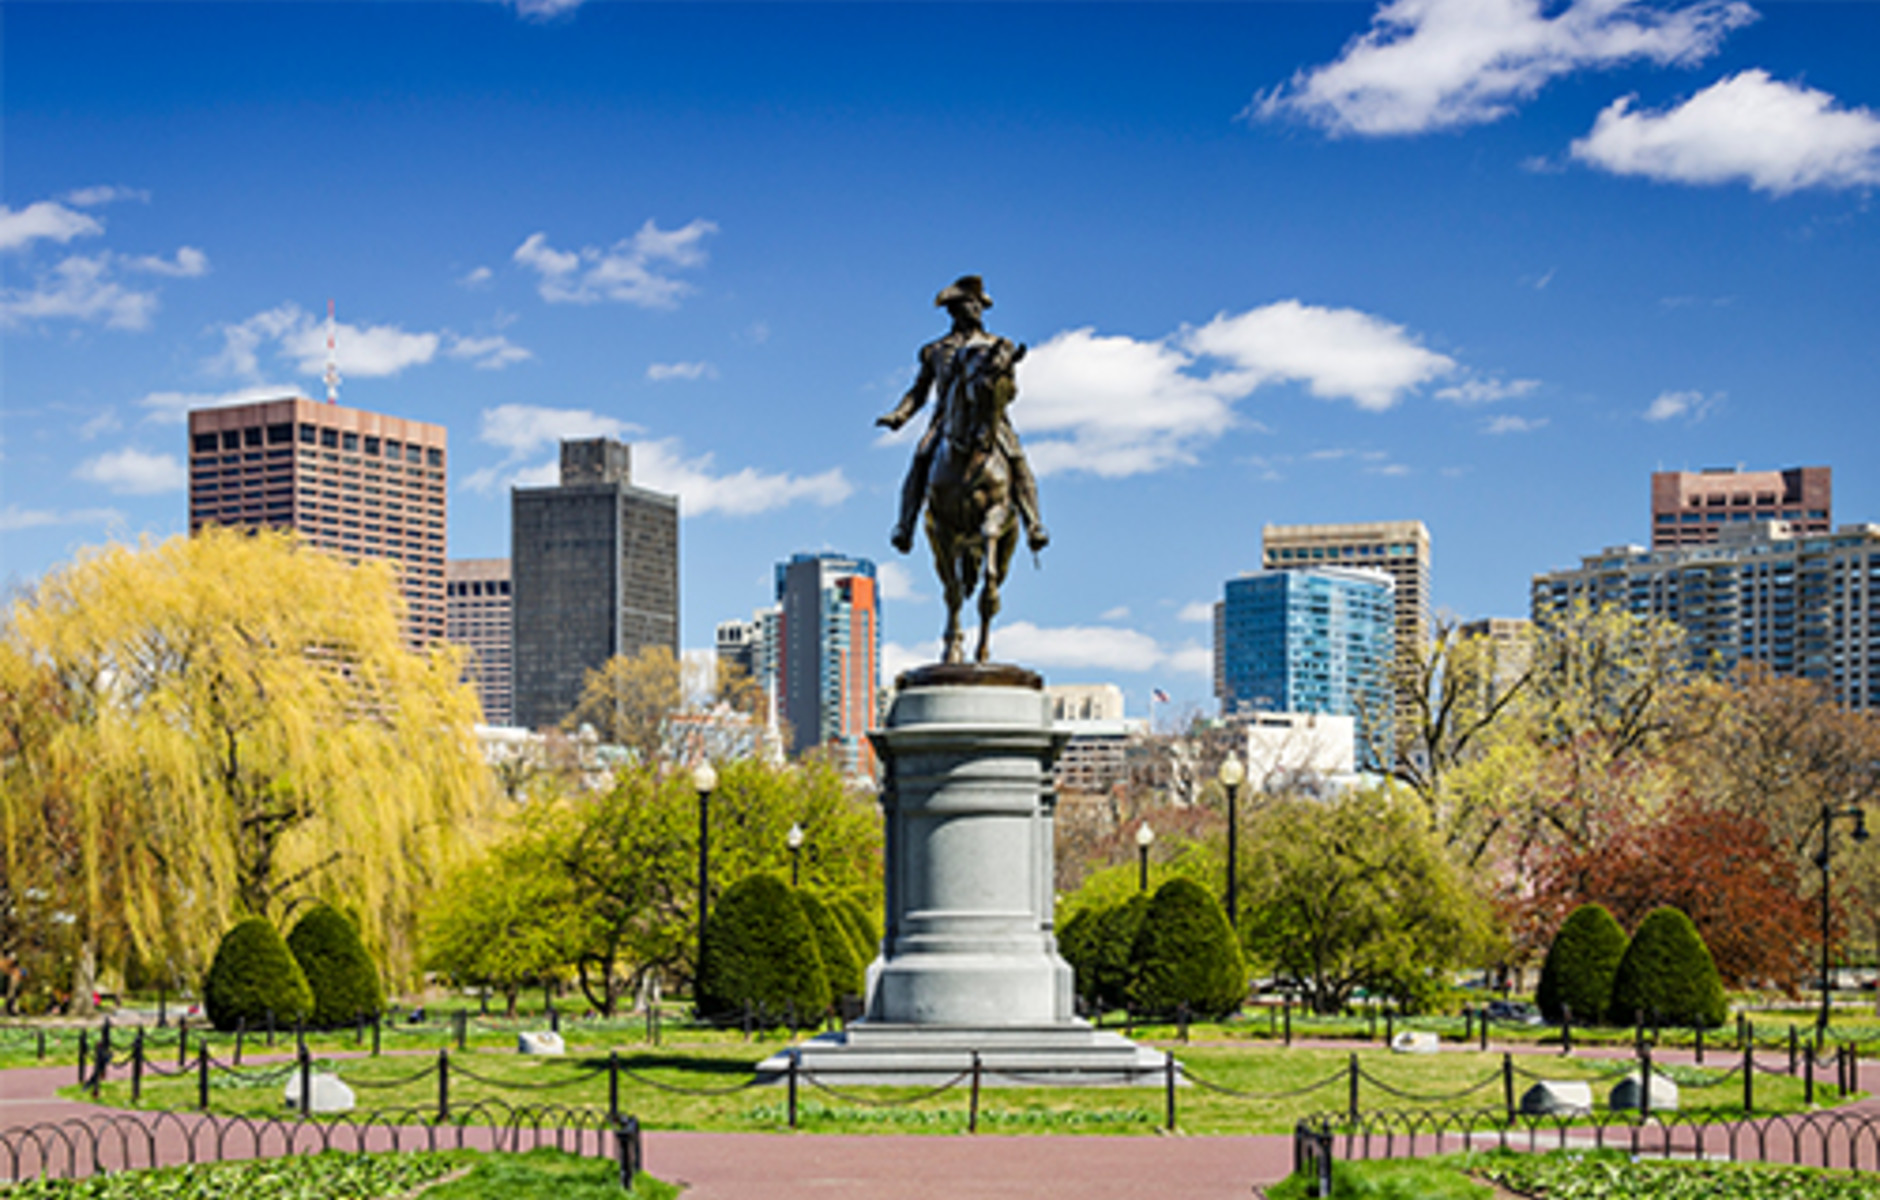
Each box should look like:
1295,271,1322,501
758,663,1163,1085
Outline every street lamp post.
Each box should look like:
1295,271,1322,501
1219,753,1246,929
787,822,805,888
1814,801,1870,1036
692,762,718,988
1136,821,1155,894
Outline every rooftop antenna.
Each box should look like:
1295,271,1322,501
324,299,341,405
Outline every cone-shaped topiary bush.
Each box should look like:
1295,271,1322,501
1087,894,1152,1013
832,895,880,963
1607,906,1728,1029
203,917,314,1032
287,903,383,1028
1536,903,1629,1025
1058,907,1100,1009
1129,879,1246,1018
797,889,864,1001
697,874,830,1023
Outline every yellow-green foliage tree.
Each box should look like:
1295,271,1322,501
564,646,684,764
0,528,488,997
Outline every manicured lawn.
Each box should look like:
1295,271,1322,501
0,1147,674,1199
1267,1150,1880,1199
73,1035,1849,1136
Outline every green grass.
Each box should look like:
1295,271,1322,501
1268,1150,1880,1200
68,1036,1851,1136
0,1149,671,1199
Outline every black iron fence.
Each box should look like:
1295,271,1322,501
0,1100,640,1186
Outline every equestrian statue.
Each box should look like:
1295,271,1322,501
877,275,1048,665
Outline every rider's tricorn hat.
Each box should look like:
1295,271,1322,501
935,275,992,310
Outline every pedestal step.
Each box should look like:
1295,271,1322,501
755,1024,1171,1087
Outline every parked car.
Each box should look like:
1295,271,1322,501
1484,999,1543,1026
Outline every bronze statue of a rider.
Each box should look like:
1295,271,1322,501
878,275,1048,556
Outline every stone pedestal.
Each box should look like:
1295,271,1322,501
760,664,1165,1084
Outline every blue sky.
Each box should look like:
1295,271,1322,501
5,0,1879,717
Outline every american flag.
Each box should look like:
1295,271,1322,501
1151,688,1170,703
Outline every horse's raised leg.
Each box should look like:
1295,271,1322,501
975,533,1001,664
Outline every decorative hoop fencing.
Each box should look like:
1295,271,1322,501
0,1101,640,1187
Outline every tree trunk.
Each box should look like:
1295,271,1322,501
69,941,98,1017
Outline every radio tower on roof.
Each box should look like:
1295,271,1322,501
324,299,341,405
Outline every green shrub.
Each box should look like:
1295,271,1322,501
202,916,314,1032
1080,894,1151,1012
1057,907,1100,1008
697,874,830,1022
831,895,880,962
1607,906,1728,1028
797,889,864,1000
287,903,383,1028
1536,903,1629,1025
1129,879,1246,1018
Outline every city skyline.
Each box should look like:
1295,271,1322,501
6,1,1879,716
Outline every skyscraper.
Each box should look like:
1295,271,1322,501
186,396,448,643
1262,520,1430,656
774,552,880,776
446,558,514,726
1218,567,1395,768
510,438,679,732
1650,466,1830,549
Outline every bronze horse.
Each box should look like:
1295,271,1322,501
923,336,1026,664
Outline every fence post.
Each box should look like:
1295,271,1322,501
1164,1051,1177,1133
77,1029,88,1085
1464,1007,1473,1043
608,1050,620,1122
266,1008,275,1047
298,1044,312,1118
1284,998,1292,1047
1790,1025,1799,1075
1368,1001,1377,1041
1479,1007,1489,1052
91,1019,110,1098
1562,1006,1573,1057
295,1018,306,1060
455,1009,467,1051
178,1019,189,1068
1696,1022,1704,1065
235,1018,245,1066
372,1012,382,1057
1502,1052,1515,1121
1385,1006,1395,1048
1179,1002,1191,1044
130,1029,144,1105
1805,1042,1815,1106
1640,1043,1653,1116
614,1114,641,1188
788,1048,800,1129
197,1042,210,1111
1347,1053,1359,1121
37,1028,46,1061
437,1048,450,1123
969,1051,982,1134
1743,1037,1754,1114
549,1003,560,1035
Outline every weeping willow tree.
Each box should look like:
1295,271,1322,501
0,527,489,1004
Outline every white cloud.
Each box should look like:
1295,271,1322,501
1253,0,1755,136
1436,376,1539,405
0,201,102,253
877,561,924,603
447,334,533,371
73,447,186,494
458,266,494,289
505,0,586,19
78,409,122,440
1643,388,1718,422
882,623,1214,679
513,219,717,308
1017,300,1460,478
138,383,303,424
0,504,124,532
62,185,149,208
1483,414,1549,434
646,361,718,382
125,246,209,278
1571,70,1880,194
212,303,524,380
1177,601,1216,623
1367,462,1415,477
1101,605,1132,621
478,403,637,458
632,440,851,517
1,254,159,330
468,403,849,517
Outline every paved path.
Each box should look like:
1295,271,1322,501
5,1035,1880,1197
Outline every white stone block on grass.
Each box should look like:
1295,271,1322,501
1390,1030,1439,1054
519,1030,566,1055
1519,1079,1593,1116
283,1071,355,1114
1608,1071,1679,1112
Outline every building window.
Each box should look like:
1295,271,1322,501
320,428,339,448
